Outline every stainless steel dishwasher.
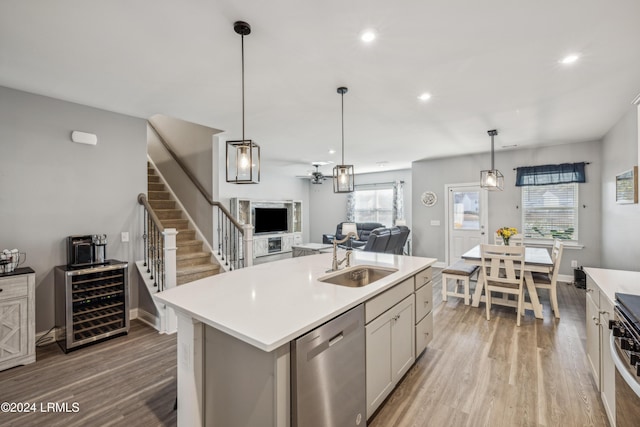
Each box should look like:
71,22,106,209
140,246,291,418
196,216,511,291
291,303,366,427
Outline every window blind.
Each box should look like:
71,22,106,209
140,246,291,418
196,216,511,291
521,183,578,240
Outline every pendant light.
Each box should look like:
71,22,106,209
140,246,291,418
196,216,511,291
333,87,355,193
480,129,504,191
226,21,260,184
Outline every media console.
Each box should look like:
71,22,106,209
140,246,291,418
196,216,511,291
230,198,303,258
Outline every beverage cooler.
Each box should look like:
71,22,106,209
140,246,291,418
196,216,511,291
54,260,129,352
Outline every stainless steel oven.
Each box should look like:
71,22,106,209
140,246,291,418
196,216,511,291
610,293,640,427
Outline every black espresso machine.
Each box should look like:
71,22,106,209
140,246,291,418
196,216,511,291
67,234,108,267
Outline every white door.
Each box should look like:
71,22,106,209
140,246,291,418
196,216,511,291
445,183,488,265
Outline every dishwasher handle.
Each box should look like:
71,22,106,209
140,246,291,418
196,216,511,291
329,332,344,347
303,316,361,361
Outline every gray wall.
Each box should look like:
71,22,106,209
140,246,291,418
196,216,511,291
601,106,640,270
147,115,221,247
308,169,412,243
0,86,147,333
411,141,602,276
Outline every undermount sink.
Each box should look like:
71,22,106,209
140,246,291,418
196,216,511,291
318,265,398,288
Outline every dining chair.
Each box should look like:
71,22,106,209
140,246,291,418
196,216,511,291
480,244,526,326
531,239,564,318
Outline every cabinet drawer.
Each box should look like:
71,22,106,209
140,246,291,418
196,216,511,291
586,276,599,307
415,282,433,322
366,277,413,324
0,276,29,300
414,266,433,290
416,311,433,358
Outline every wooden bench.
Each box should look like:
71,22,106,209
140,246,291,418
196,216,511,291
441,260,479,305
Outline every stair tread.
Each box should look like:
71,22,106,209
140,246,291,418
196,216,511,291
177,251,211,260
177,264,220,276
179,239,203,246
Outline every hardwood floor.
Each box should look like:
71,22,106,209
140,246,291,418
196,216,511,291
0,321,177,427
0,269,609,427
369,269,610,427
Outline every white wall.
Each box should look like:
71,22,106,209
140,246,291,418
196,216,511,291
411,141,602,276
0,86,147,333
147,116,222,246
308,169,412,243
601,105,640,270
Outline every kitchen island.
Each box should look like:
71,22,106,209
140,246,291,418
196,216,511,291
155,251,436,427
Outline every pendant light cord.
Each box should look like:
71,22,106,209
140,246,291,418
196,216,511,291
241,33,245,141
490,133,494,170
341,91,345,165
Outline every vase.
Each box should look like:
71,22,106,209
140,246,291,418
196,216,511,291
503,237,510,246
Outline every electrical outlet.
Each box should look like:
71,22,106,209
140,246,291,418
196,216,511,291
121,232,130,243
571,260,578,268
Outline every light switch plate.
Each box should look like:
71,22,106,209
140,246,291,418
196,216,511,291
121,232,130,242
430,220,441,226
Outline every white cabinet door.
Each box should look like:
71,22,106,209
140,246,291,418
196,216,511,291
366,308,394,418
599,294,615,425
586,290,601,390
391,297,415,380
0,298,28,365
365,295,415,419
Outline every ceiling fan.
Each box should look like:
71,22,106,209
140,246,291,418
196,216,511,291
297,163,331,184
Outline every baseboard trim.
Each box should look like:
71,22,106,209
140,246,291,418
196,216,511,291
35,328,58,346
136,307,162,332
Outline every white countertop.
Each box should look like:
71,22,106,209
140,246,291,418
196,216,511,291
155,252,436,352
584,267,640,303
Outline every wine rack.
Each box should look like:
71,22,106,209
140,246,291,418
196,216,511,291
55,261,129,352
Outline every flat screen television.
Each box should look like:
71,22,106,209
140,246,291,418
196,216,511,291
254,207,288,234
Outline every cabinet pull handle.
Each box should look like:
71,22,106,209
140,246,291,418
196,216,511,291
586,288,594,293
592,316,600,325
0,288,3,292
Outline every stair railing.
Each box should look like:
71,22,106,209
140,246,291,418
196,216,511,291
148,122,251,271
138,193,178,292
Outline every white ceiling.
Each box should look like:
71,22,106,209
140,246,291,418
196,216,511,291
2,0,640,176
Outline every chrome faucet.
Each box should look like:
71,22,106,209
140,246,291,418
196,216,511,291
330,232,359,272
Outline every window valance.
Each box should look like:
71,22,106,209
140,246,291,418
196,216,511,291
515,162,586,186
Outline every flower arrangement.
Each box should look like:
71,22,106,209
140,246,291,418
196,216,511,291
496,227,518,245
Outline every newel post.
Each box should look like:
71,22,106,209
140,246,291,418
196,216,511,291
242,224,253,267
163,228,178,289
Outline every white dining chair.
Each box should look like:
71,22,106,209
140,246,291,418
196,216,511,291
531,239,564,318
480,244,526,326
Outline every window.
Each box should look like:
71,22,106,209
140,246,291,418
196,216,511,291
521,183,578,240
353,186,394,226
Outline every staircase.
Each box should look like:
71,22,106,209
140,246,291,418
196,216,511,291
147,164,221,285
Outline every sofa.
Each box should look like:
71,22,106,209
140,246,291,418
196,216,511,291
323,223,410,254
322,222,385,248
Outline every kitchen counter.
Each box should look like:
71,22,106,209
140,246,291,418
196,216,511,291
155,251,435,352
583,267,640,303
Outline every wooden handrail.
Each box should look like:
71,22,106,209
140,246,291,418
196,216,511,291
147,121,244,232
138,193,165,232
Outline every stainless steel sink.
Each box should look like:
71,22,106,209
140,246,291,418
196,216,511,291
318,265,398,288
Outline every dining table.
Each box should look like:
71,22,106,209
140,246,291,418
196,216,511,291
461,245,553,319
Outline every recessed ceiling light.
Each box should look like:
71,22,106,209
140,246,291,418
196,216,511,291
328,149,336,154
560,54,580,65
418,92,432,101
361,30,376,43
